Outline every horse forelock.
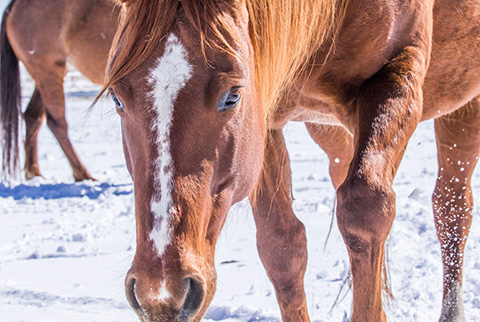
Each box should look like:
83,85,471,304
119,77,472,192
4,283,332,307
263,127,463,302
100,0,178,97
101,0,244,99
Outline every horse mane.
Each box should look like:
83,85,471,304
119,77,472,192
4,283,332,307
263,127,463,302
246,0,349,120
101,0,349,119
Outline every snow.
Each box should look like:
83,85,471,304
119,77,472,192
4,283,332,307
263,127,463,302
2,1,480,321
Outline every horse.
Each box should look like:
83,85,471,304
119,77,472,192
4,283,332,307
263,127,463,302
0,0,120,181
100,0,480,321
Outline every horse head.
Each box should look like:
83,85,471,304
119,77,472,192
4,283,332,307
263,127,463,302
105,1,264,320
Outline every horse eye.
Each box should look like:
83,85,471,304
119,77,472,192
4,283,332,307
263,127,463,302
109,89,125,111
217,88,242,111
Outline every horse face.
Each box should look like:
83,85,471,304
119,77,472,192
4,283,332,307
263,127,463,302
109,3,264,321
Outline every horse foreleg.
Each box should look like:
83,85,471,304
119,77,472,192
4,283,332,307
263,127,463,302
433,100,480,322
336,47,426,322
305,123,353,190
23,87,45,180
37,75,94,181
249,129,309,322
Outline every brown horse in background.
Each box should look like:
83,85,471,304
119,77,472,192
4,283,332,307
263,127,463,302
1,0,119,181
101,0,480,321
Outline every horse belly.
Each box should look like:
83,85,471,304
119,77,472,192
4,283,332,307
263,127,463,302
6,0,69,69
67,34,113,85
65,1,118,85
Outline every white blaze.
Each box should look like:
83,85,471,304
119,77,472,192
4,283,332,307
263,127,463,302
148,33,193,257
158,281,172,303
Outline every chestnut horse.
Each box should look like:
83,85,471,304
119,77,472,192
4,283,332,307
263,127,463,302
102,0,479,321
0,0,119,181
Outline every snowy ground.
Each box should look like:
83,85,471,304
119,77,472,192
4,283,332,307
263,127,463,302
2,2,480,322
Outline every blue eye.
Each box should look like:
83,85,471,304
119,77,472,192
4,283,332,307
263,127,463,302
109,89,125,111
217,88,242,111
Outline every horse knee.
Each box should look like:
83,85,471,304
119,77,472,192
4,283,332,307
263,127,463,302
46,114,67,132
432,178,472,258
24,108,44,126
259,219,307,310
257,218,307,280
433,177,473,232
433,179,473,213
336,177,395,255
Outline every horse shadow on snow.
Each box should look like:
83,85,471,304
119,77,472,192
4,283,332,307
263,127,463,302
0,182,132,200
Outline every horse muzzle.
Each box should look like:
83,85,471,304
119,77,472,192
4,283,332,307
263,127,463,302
125,271,206,322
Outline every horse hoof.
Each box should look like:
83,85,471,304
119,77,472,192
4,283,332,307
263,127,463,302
439,317,466,322
73,173,96,182
25,169,41,180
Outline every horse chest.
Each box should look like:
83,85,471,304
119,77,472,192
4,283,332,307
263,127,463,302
272,3,425,129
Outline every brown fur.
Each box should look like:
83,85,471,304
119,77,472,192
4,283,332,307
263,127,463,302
101,0,248,100
105,0,480,321
1,0,119,181
102,0,349,120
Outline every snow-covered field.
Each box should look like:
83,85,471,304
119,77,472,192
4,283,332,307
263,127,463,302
3,2,480,322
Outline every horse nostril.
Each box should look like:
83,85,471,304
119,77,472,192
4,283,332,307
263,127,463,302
180,277,204,321
125,275,146,320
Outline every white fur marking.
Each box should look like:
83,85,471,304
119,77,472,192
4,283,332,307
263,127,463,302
148,33,193,257
158,281,172,302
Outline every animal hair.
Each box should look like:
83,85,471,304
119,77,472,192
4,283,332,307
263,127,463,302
101,0,349,121
100,0,244,99
101,0,396,309
0,0,21,180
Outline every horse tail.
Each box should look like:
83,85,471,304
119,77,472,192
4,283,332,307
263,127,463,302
1,0,21,180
